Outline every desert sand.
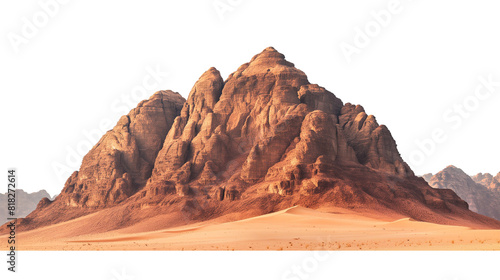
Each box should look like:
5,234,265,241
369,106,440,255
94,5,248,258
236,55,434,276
4,206,500,251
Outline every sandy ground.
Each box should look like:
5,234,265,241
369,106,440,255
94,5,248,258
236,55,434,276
3,206,500,250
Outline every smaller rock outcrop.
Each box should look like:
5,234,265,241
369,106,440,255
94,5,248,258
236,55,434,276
428,166,500,221
0,189,52,224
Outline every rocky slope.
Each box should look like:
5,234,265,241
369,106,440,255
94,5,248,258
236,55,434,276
0,189,51,224
426,166,500,221
15,47,500,234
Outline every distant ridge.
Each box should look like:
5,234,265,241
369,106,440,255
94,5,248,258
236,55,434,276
0,189,51,224
425,166,500,221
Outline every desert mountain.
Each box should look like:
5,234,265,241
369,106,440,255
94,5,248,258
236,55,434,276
426,166,500,221
421,173,433,182
0,189,51,224
15,47,500,234
473,172,500,191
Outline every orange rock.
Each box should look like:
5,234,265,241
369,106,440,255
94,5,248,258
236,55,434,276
19,47,500,233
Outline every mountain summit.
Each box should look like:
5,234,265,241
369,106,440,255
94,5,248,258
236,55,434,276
19,47,500,233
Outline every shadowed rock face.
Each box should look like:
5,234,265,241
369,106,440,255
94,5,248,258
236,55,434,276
19,47,500,232
428,166,500,221
339,104,413,177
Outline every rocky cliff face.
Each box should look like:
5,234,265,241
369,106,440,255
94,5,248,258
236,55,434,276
141,47,413,200
18,47,500,232
428,166,500,221
59,91,185,208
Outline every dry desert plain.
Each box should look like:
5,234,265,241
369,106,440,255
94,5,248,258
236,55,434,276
2,206,500,251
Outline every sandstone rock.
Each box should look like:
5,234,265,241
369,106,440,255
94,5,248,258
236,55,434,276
215,187,225,201
339,103,413,176
19,47,499,233
199,161,219,185
57,91,185,208
298,84,343,115
148,68,225,186
36,197,52,209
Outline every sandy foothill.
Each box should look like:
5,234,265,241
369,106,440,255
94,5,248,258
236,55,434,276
3,206,499,251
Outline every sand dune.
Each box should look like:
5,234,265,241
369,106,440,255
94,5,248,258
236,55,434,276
3,206,500,250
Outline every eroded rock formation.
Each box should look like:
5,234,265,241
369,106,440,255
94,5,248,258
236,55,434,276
17,47,500,232
60,91,185,208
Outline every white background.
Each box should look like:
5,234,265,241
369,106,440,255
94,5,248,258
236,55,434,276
1,0,499,279
2,251,500,279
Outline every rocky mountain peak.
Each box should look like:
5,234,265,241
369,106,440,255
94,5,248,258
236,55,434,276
444,165,460,171
429,166,500,220
249,46,295,67
20,47,500,232
52,47,416,209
